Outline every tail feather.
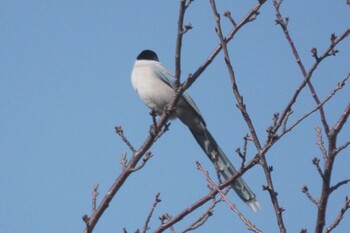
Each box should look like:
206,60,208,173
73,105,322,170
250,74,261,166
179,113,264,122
189,126,260,212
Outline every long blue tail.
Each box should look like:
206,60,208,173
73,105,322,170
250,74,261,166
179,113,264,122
189,126,260,212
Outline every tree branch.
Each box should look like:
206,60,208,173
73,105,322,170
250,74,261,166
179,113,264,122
142,192,161,233
153,157,259,233
315,100,350,233
330,178,350,193
302,185,319,206
197,161,262,233
209,0,262,152
278,72,350,139
174,0,192,86
115,126,136,153
335,141,350,155
324,196,350,233
182,0,267,92
315,127,328,160
180,188,229,233
272,0,350,136
329,103,350,139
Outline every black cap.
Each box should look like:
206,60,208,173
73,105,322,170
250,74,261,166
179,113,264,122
137,50,159,61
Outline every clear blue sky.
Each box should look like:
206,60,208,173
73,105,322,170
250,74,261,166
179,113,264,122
1,1,349,233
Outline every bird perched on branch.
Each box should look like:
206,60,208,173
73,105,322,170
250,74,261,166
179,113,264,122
131,49,260,212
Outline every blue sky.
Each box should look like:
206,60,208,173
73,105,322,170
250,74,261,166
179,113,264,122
1,1,349,232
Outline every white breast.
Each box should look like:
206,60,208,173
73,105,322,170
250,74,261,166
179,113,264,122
131,60,175,115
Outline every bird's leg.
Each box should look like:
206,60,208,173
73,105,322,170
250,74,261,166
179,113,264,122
164,104,177,118
149,108,159,136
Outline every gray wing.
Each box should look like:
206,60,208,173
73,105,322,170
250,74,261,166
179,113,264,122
154,64,206,126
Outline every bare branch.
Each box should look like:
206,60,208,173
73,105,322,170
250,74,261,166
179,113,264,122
325,196,350,233
282,110,293,133
330,178,350,193
210,1,289,230
301,185,319,206
236,134,251,169
180,189,229,233
174,0,192,86
120,153,127,170
92,184,99,213
159,213,176,233
196,161,262,233
153,156,259,233
223,11,237,26
273,0,350,136
132,152,153,172
142,193,161,233
266,113,280,144
182,0,267,92
115,126,136,153
315,127,328,159
211,151,224,185
273,0,283,10
210,0,262,152
329,103,350,139
278,72,350,138
312,157,325,181
180,205,213,233
335,141,350,155
315,92,350,233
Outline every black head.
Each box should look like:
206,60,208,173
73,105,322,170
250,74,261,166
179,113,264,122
137,50,159,61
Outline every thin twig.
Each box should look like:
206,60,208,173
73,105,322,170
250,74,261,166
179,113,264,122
142,193,161,233
210,1,286,231
115,126,136,153
223,11,237,26
180,188,230,233
277,72,350,139
330,178,350,193
301,185,319,206
335,141,350,155
282,110,293,133
120,153,127,170
132,152,153,172
314,101,350,232
273,0,332,133
312,157,325,181
210,0,262,152
153,156,259,233
196,161,262,233
324,196,350,233
181,0,267,92
315,126,328,159
329,103,350,138
174,0,191,86
236,134,250,169
159,213,176,233
92,184,99,213
272,0,350,136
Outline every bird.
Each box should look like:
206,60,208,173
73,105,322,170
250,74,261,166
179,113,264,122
131,49,260,212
